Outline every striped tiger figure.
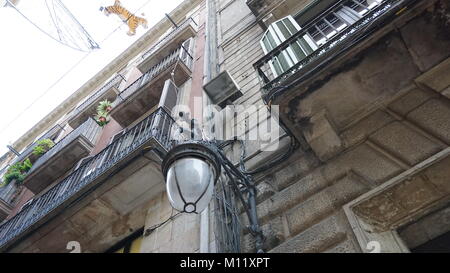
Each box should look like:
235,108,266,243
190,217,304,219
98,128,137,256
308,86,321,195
100,0,148,36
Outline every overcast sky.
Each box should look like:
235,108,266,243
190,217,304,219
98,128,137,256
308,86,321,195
0,0,183,155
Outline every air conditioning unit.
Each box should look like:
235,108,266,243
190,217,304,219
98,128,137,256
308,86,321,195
203,71,243,109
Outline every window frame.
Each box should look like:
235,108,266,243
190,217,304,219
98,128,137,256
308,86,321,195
260,16,318,78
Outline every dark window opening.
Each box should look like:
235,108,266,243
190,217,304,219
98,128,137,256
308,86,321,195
412,231,450,253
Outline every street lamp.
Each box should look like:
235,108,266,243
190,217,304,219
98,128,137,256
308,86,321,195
162,140,265,253
162,142,221,214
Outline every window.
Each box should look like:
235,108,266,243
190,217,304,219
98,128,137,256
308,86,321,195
306,0,383,46
260,1,384,77
260,16,317,78
179,37,194,68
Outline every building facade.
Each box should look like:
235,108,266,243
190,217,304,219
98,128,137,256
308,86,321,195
0,0,449,253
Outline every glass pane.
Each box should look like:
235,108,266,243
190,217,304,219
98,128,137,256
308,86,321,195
266,31,278,50
276,21,293,40
345,0,369,15
271,58,284,76
277,52,292,71
317,20,334,39
291,42,306,61
308,27,324,44
284,18,299,35
336,6,361,24
297,37,314,55
262,36,273,52
326,14,347,31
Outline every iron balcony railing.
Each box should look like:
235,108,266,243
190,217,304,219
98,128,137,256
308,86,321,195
115,45,193,103
27,118,102,175
12,124,65,165
69,74,124,119
141,17,197,61
0,107,175,250
254,0,416,101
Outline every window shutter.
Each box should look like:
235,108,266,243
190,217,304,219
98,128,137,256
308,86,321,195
260,16,317,78
158,79,179,117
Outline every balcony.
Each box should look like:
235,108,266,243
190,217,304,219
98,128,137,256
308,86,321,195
67,74,123,129
0,199,11,223
0,107,175,251
0,167,13,222
111,45,193,127
23,118,102,194
253,0,416,103
137,17,197,73
12,124,64,165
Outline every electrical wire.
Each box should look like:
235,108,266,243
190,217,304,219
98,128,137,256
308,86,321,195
5,0,92,53
144,210,181,237
0,0,154,139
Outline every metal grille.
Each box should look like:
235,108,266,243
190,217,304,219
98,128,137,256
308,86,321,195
0,107,175,250
115,45,193,104
69,74,124,119
213,177,243,253
254,0,416,99
140,17,198,61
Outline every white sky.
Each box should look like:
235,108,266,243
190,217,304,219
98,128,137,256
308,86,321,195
0,0,183,155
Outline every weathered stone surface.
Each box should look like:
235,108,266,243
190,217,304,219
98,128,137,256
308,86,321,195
341,110,395,148
269,213,350,253
423,156,450,193
140,191,200,253
322,143,403,185
298,34,420,129
268,151,320,191
241,216,285,253
399,204,450,249
369,121,443,165
69,199,120,236
353,173,445,232
407,99,450,143
286,174,368,236
303,110,343,161
400,10,450,72
388,86,436,117
443,86,450,99
255,180,276,204
323,239,360,253
415,57,450,92
254,170,329,226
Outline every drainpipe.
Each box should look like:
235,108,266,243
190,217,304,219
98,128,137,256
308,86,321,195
199,0,218,253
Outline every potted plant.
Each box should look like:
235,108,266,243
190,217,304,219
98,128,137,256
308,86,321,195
94,100,112,127
32,139,55,159
2,159,32,187
97,100,113,113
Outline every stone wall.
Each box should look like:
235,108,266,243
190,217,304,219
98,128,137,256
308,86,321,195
141,193,201,253
215,0,450,253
